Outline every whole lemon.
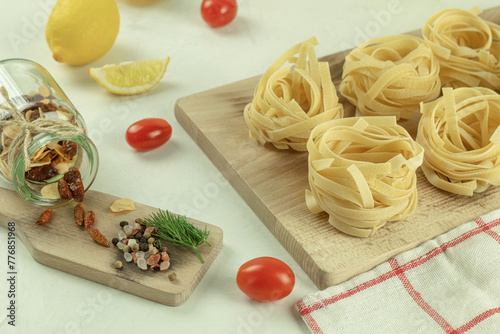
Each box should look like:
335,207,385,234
45,0,120,66
124,0,162,5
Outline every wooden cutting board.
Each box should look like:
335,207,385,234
0,187,223,306
174,6,500,289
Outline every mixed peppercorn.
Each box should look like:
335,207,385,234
112,219,172,272
33,199,176,280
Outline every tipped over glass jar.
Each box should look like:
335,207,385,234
0,59,98,207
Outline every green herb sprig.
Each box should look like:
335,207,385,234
143,209,211,263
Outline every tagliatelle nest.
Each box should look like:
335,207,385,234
422,7,500,89
416,87,500,196
243,37,343,151
305,117,424,238
340,35,441,120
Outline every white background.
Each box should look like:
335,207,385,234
0,0,498,333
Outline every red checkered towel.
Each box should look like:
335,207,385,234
297,209,500,333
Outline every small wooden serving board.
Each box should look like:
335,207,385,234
0,187,223,306
174,6,500,289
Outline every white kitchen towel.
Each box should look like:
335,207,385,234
297,209,500,334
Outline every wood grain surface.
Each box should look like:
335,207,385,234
0,187,223,306
174,6,500,289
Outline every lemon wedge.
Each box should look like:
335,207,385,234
88,57,170,95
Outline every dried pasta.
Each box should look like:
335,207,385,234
340,35,441,120
422,7,500,89
306,117,424,237
244,37,343,151
416,87,500,196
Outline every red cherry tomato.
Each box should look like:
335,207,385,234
236,257,295,302
125,118,172,151
201,0,237,28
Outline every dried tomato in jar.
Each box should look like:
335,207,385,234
0,59,99,207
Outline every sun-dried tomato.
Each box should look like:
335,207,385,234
64,166,77,185
25,164,59,182
74,203,84,226
64,167,85,202
62,140,77,159
43,103,57,112
36,209,53,225
21,102,43,113
27,109,41,122
57,178,72,200
83,210,95,230
89,228,109,247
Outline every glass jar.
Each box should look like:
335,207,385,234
0,58,98,207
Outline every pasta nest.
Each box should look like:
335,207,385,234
306,117,424,238
244,37,343,151
422,7,500,89
340,35,440,120
416,87,500,196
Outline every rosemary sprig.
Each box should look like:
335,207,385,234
143,209,211,263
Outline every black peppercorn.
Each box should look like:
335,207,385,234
112,238,119,246
119,221,129,228
140,236,147,244
135,232,143,240
140,243,149,252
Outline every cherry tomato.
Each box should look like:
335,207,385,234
201,0,237,28
125,118,172,151
236,257,295,302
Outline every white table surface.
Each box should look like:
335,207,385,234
0,0,498,333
